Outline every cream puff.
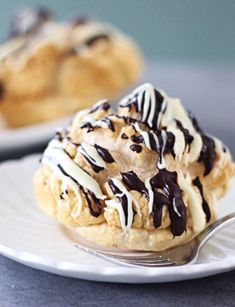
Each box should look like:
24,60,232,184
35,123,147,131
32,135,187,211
0,7,143,127
34,83,234,251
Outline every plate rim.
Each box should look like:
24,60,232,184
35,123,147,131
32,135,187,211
0,241,234,283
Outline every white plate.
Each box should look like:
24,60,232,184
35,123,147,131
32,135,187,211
0,116,71,152
0,155,234,283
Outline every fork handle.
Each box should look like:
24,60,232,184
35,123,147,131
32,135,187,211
197,212,235,248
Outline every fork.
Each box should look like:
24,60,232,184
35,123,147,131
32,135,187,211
74,212,235,267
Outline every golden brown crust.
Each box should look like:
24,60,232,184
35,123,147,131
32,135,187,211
72,224,195,251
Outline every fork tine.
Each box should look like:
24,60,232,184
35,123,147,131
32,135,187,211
95,253,175,267
101,257,175,267
71,212,235,268
122,258,176,267
96,252,165,260
74,243,175,267
95,252,165,261
99,253,171,263
74,243,139,267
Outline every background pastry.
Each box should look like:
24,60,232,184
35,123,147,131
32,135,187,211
0,7,143,128
34,83,234,251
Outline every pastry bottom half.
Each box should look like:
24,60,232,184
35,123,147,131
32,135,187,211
34,168,212,252
67,223,197,252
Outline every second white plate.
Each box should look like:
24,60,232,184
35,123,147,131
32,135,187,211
0,116,71,152
0,155,234,283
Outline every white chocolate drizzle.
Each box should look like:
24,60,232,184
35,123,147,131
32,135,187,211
42,139,106,202
178,174,206,232
78,143,106,171
107,177,134,230
120,83,206,166
119,83,166,130
144,178,154,215
133,122,169,169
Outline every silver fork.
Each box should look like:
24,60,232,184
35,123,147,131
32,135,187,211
74,212,235,267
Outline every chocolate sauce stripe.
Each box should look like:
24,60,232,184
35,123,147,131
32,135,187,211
130,126,175,160
44,144,103,217
57,161,102,217
193,176,211,222
121,169,187,236
190,115,216,176
94,144,115,163
81,155,104,173
85,33,110,47
119,84,164,130
89,100,110,114
80,116,115,133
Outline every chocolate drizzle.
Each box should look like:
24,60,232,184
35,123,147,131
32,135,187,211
81,155,104,173
80,121,95,132
121,170,187,236
80,116,115,133
89,100,110,114
94,144,115,163
131,134,142,143
175,119,193,149
55,131,64,142
100,118,115,132
0,82,4,100
198,134,216,176
119,85,165,130
130,144,142,153
83,191,103,217
193,177,211,222
150,169,187,236
121,171,148,197
131,128,175,159
56,160,102,217
108,180,130,227
190,115,216,176
121,133,128,140
120,115,138,126
85,34,110,47
119,84,217,176
78,143,115,172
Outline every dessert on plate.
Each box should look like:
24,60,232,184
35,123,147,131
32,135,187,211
0,7,142,128
34,83,234,251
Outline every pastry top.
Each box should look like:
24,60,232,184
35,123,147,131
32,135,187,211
0,7,142,102
39,83,234,238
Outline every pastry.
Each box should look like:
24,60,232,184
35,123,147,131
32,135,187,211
34,83,234,251
0,7,143,127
